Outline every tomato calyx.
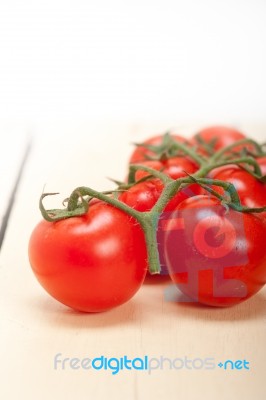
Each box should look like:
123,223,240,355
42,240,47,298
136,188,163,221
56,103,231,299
132,132,177,160
39,192,89,222
132,132,206,165
193,134,218,156
132,132,183,160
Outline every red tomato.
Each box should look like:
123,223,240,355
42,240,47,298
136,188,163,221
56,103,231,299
208,164,239,178
119,178,202,281
119,180,164,212
211,167,266,219
122,156,201,213
191,125,248,155
28,202,147,312
134,157,199,181
163,195,266,307
129,133,189,163
119,179,202,213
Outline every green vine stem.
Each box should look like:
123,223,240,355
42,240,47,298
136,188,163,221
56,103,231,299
40,187,162,274
128,164,172,185
196,156,263,178
39,136,266,275
40,178,266,276
193,134,217,156
133,132,197,161
211,138,264,162
168,141,207,166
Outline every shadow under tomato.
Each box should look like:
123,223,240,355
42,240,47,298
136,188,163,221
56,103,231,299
25,292,150,329
144,273,171,285
25,283,266,329
162,290,266,322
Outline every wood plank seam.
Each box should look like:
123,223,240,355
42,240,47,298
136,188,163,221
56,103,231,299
0,140,32,251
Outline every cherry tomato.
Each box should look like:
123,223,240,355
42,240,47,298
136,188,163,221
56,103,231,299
119,178,202,213
191,125,249,155
210,167,266,219
122,156,201,213
208,164,239,178
119,180,164,212
134,157,199,181
129,133,189,163
163,195,266,307
119,177,202,282
28,202,147,312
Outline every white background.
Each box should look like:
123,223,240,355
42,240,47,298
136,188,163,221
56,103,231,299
0,0,266,129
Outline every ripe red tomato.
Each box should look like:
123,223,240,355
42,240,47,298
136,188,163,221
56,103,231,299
119,180,164,212
122,156,201,213
129,133,189,163
210,167,266,219
191,125,248,155
134,157,199,181
28,202,147,312
119,178,202,281
119,178,202,213
163,195,266,307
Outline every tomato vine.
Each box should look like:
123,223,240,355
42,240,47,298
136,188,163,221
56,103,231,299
39,136,266,276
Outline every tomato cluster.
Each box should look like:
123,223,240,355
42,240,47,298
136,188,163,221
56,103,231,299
28,125,266,312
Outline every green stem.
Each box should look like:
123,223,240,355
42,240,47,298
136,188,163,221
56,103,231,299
170,141,207,166
39,150,266,276
139,213,161,274
190,177,241,206
134,134,207,166
128,164,172,184
196,156,262,177
236,205,266,213
151,180,183,213
40,193,89,222
68,187,171,274
67,186,141,219
211,138,263,162
42,186,163,274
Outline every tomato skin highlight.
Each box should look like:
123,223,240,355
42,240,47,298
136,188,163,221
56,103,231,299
28,202,147,312
163,196,266,307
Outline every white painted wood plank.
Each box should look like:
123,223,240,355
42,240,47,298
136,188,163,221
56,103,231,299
0,122,29,236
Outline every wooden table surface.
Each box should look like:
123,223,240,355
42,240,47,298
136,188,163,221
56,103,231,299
1,121,266,400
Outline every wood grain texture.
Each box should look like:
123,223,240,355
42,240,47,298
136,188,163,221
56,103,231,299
0,122,266,400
